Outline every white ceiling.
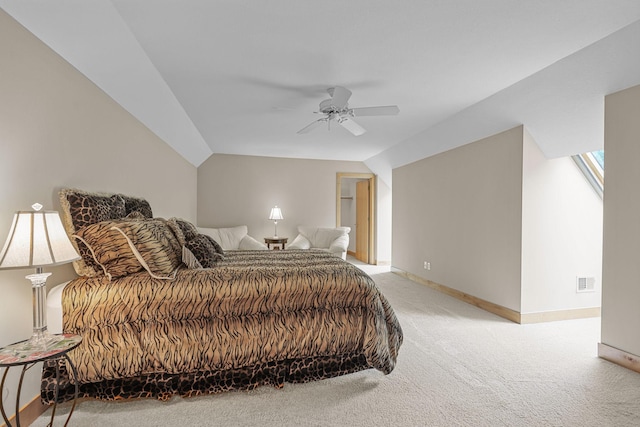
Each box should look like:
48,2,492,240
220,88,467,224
2,1,640,184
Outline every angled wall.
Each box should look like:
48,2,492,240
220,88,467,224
0,10,197,421
520,129,602,318
601,83,640,358
393,125,603,321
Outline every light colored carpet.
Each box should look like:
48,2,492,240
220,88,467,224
33,260,640,426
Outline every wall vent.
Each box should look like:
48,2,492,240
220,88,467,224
576,276,596,293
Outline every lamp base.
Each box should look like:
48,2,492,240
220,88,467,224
7,331,64,357
25,328,59,349
20,270,59,352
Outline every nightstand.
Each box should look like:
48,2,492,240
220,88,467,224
0,334,82,427
264,237,288,250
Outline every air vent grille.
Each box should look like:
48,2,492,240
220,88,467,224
576,277,596,293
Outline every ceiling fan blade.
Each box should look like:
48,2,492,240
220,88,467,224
328,86,352,110
297,118,326,134
350,105,400,116
338,117,366,136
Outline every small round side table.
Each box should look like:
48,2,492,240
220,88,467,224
0,334,82,427
264,237,288,250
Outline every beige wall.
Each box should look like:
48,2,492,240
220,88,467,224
196,154,394,261
393,125,603,316
393,127,524,311
0,10,197,417
602,83,640,356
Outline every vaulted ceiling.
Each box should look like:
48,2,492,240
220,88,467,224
2,1,640,184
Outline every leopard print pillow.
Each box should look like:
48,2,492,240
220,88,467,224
169,218,199,241
182,246,203,269
185,234,224,268
168,218,223,268
59,189,154,276
120,194,153,219
205,234,225,256
64,192,126,230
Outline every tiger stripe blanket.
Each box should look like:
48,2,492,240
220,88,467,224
42,250,402,402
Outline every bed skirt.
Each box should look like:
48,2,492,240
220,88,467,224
42,352,368,403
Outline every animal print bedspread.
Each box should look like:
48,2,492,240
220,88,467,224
44,250,402,401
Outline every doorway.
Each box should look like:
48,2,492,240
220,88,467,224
336,173,376,264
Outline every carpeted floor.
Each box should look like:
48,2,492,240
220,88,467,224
33,260,640,426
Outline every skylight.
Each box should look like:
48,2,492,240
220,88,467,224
573,150,604,198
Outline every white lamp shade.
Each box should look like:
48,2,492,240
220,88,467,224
0,210,80,269
269,206,283,221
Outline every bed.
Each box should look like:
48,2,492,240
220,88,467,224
41,189,402,403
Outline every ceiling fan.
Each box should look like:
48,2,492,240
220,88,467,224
297,86,399,136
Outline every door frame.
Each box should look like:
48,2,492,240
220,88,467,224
336,172,376,264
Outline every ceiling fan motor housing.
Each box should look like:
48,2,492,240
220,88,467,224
297,85,397,135
319,98,346,114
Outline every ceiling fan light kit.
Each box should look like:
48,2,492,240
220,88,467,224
297,86,399,136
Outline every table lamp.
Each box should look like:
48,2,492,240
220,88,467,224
0,203,80,351
269,206,283,237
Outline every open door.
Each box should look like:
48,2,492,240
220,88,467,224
336,172,376,264
355,180,370,263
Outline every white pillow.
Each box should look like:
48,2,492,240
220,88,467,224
239,235,269,250
198,226,248,250
288,234,311,250
298,226,349,249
